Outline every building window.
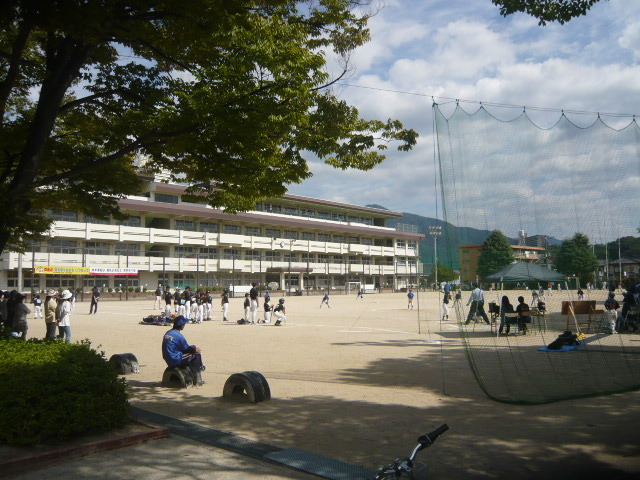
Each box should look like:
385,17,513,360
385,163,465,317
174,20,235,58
85,276,109,288
333,235,345,243
122,216,141,227
302,253,316,262
396,240,406,248
317,211,331,221
199,222,219,233
331,213,346,222
223,249,240,260
283,230,299,240
85,242,111,255
266,228,281,239
333,255,344,264
284,206,299,216
245,226,262,237
198,247,218,259
349,256,360,264
43,275,76,288
318,233,331,242
362,256,372,265
408,240,417,249
84,215,111,225
223,224,241,235
318,254,329,263
245,250,261,260
175,246,195,258
266,251,281,262
173,273,196,288
301,232,315,241
263,203,281,213
48,240,78,254
48,209,78,222
408,258,416,266
175,220,196,231
300,208,315,217
155,193,179,204
397,258,406,266
115,243,140,256
348,236,360,244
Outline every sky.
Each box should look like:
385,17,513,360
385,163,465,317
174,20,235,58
287,0,640,235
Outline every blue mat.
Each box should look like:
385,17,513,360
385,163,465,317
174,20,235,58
264,448,376,480
538,344,585,352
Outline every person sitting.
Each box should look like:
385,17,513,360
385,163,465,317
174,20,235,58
516,296,532,335
499,296,516,335
162,315,205,374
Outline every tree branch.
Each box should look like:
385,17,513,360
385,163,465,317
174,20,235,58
58,88,136,113
0,4,35,124
35,123,201,185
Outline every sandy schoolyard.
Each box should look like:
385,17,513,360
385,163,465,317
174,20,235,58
43,291,640,480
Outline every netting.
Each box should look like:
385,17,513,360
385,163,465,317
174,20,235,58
434,102,640,404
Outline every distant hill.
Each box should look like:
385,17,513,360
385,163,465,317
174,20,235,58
371,207,560,271
365,203,389,210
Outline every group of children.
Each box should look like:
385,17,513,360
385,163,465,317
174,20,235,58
158,285,286,326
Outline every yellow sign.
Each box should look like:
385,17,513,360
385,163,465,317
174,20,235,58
35,266,91,275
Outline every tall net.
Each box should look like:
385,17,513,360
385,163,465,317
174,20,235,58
434,102,640,404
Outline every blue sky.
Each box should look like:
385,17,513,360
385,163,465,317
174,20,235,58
287,0,640,226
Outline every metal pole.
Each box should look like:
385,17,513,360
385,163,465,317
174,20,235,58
618,234,622,286
31,245,35,298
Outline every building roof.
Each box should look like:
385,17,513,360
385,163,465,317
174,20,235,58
118,198,425,240
484,262,566,283
151,182,402,219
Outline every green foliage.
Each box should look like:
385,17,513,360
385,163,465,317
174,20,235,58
554,233,599,283
477,230,515,279
491,0,605,25
0,338,129,446
427,262,457,283
0,0,417,254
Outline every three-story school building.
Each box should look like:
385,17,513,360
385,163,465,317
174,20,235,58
0,178,424,294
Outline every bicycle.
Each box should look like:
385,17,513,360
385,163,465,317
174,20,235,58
373,424,449,479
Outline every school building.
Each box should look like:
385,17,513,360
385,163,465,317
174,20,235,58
0,177,425,294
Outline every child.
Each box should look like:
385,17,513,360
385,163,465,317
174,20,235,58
454,288,462,306
320,292,330,308
262,298,272,323
221,290,229,321
243,293,251,323
33,294,43,319
441,291,451,320
407,289,414,309
273,298,286,326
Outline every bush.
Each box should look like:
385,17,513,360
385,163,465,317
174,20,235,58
0,337,129,446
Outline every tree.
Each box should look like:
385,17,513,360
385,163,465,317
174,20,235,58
426,262,456,284
554,233,599,283
0,1,418,255
477,230,515,279
491,0,606,25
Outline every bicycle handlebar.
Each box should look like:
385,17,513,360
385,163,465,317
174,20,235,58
414,424,449,454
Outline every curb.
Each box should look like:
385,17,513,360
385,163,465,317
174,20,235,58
0,419,169,478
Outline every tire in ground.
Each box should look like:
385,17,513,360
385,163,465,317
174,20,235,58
222,372,266,403
243,371,271,401
108,353,140,375
162,366,193,388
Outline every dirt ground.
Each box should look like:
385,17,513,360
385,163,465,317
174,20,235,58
37,291,640,480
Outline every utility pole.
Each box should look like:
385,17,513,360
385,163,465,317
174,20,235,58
429,226,442,290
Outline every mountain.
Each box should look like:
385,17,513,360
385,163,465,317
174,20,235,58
373,208,560,271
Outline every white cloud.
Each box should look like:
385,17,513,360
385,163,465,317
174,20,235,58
292,0,640,232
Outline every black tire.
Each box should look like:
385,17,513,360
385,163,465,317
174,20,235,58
162,367,192,388
108,353,139,375
223,372,265,403
243,370,271,401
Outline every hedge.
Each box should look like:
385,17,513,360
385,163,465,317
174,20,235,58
0,335,129,446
